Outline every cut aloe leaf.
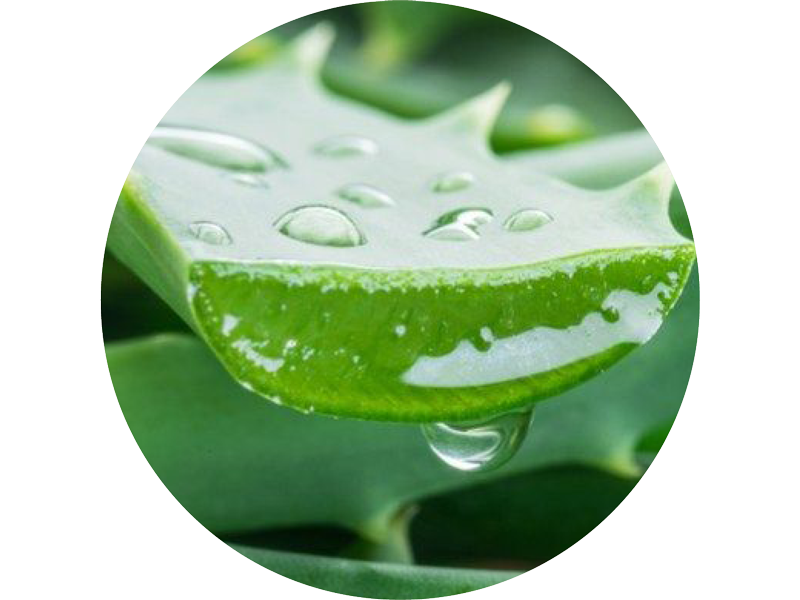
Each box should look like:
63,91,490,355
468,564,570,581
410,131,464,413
109,25,695,422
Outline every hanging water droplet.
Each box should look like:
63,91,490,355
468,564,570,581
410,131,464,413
431,171,475,193
422,408,533,472
275,205,366,247
189,221,232,245
337,183,394,208
504,208,553,232
148,126,283,172
424,208,493,242
314,135,378,157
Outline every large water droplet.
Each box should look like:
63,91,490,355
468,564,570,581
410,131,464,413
504,208,553,232
148,126,283,172
337,183,394,208
314,135,378,158
422,408,533,472
189,221,232,245
431,171,475,193
424,208,493,242
275,205,366,247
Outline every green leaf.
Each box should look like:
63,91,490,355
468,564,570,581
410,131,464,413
230,544,518,599
357,1,485,72
105,268,696,537
109,26,695,422
101,252,189,341
411,466,637,568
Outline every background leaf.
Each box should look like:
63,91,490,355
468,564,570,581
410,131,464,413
231,545,519,599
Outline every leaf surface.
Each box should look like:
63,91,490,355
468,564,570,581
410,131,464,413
230,544,518,599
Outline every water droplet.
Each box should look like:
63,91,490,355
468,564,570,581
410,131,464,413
504,209,553,232
431,171,475,193
422,408,533,472
337,183,394,208
314,135,378,158
228,172,270,188
189,221,232,245
148,126,283,172
395,324,407,337
275,205,366,247
424,208,493,242
601,306,620,323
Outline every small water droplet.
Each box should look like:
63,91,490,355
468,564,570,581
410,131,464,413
189,221,232,245
431,171,475,193
148,126,283,172
395,324,407,337
337,183,394,208
504,209,553,232
275,205,366,247
228,172,270,188
314,135,378,158
422,408,533,472
424,208,493,242
601,306,620,323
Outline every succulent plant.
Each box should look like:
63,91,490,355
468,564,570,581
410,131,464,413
104,6,698,597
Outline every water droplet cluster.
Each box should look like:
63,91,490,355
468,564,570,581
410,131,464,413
149,127,555,250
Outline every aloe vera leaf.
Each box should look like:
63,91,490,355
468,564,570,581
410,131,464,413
101,252,188,341
212,35,283,71
357,1,485,72
109,26,695,422
106,269,696,535
229,544,518,599
516,131,694,240
222,466,638,570
410,466,637,568
511,129,664,189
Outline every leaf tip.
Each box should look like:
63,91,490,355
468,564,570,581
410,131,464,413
426,81,512,146
641,161,676,198
285,22,336,77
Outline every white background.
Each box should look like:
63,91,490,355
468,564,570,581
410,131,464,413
3,0,798,598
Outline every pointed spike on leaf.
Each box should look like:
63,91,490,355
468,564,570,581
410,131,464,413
424,81,511,147
611,161,685,241
281,22,335,78
637,161,675,200
625,161,676,211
